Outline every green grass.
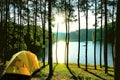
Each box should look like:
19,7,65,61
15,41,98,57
36,63,114,80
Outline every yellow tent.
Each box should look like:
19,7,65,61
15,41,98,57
2,51,40,77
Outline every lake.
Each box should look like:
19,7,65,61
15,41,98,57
43,41,113,66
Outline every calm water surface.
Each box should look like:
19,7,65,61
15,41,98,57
44,41,113,66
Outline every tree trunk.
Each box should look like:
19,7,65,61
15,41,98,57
4,0,9,64
19,1,22,50
56,22,58,64
100,0,103,68
77,0,81,68
111,0,115,66
104,0,108,74
85,0,88,71
13,1,16,52
114,0,120,79
55,9,60,64
34,0,37,50
47,0,53,79
65,0,68,66
42,0,46,66
17,4,20,50
94,0,97,70
40,0,45,65
0,0,4,63
26,0,31,51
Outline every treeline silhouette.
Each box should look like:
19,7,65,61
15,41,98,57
54,22,114,43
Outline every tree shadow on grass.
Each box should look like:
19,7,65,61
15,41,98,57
46,63,58,80
107,73,114,77
66,65,78,80
39,64,53,80
66,65,92,80
40,64,49,71
32,64,48,77
53,63,58,71
86,70,105,80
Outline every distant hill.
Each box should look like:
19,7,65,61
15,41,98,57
54,29,94,42
54,22,114,43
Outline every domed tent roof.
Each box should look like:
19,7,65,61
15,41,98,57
1,51,40,80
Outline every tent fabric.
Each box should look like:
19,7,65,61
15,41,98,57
2,51,40,76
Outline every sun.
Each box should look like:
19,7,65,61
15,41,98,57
55,14,65,24
52,14,66,32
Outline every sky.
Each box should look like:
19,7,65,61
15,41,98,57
9,1,102,33
52,10,97,33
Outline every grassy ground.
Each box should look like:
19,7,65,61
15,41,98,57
35,63,114,80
